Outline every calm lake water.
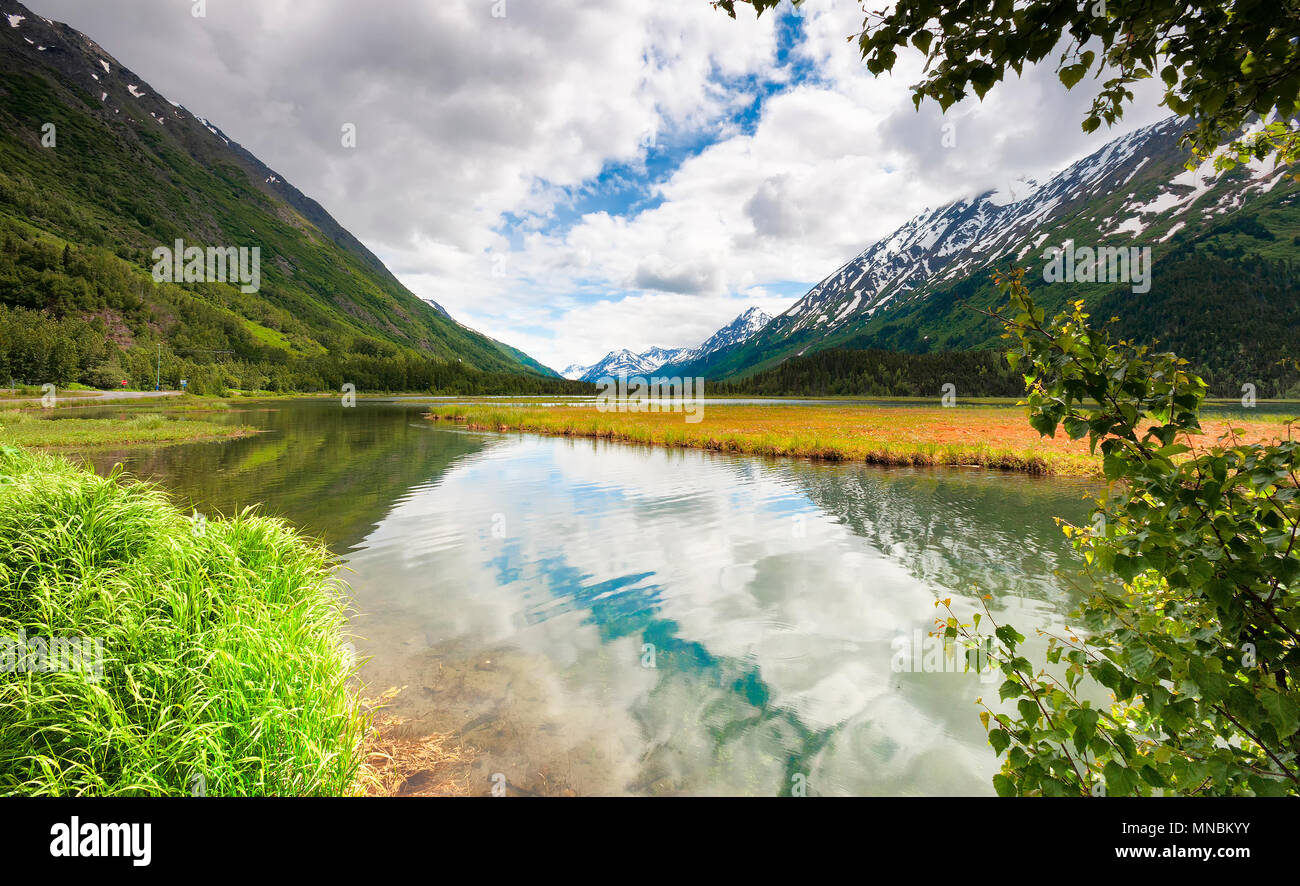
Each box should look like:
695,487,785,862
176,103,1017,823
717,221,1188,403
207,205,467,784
69,399,1099,796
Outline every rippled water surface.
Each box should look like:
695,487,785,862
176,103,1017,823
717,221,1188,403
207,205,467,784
73,399,1098,795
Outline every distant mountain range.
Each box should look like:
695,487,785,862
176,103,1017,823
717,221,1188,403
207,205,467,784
563,306,770,382
0,0,567,393
678,116,1300,394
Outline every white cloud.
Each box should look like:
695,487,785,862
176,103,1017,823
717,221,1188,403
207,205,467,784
30,0,1171,371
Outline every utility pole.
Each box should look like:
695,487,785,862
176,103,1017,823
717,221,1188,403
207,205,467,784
155,343,161,391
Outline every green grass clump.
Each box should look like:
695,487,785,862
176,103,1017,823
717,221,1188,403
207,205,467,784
0,412,250,448
127,413,166,430
0,446,366,795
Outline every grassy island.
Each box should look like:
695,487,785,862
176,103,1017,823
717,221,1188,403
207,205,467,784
0,411,252,449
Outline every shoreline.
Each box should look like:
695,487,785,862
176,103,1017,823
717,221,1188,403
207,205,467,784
355,687,476,797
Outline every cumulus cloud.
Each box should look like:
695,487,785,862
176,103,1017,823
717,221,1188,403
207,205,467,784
634,259,719,296
30,0,1171,370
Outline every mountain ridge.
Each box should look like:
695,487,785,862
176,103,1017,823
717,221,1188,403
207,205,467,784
0,0,567,392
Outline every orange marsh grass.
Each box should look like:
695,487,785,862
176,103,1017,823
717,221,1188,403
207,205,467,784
427,403,1294,477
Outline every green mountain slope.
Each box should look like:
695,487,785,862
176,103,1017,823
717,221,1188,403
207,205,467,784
0,1,570,394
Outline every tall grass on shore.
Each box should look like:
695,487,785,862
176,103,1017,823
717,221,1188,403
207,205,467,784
0,446,366,795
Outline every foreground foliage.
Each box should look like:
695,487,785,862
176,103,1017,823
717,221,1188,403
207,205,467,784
949,270,1300,796
0,447,366,795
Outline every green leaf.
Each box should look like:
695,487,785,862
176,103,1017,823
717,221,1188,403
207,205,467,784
1104,761,1136,796
1261,691,1300,739
988,728,1011,756
1188,657,1229,704
1059,64,1087,89
1069,708,1099,754
1103,452,1128,481
995,625,1025,649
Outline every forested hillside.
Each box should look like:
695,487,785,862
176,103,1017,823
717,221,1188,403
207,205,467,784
0,5,578,395
712,248,1300,400
710,348,1022,398
0,225,584,395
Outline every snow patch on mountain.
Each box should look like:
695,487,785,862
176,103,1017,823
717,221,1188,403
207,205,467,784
756,118,1190,345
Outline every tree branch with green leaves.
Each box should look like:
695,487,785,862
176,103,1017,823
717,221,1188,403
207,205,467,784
951,269,1300,796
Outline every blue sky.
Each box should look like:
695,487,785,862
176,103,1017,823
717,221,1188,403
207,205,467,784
505,7,815,250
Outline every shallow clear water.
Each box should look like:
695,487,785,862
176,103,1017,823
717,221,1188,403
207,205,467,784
71,399,1099,796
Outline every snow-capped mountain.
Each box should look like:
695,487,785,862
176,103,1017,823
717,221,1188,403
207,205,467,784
639,345,695,368
690,306,772,359
566,306,771,382
695,115,1299,379
765,120,1193,340
568,347,689,382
